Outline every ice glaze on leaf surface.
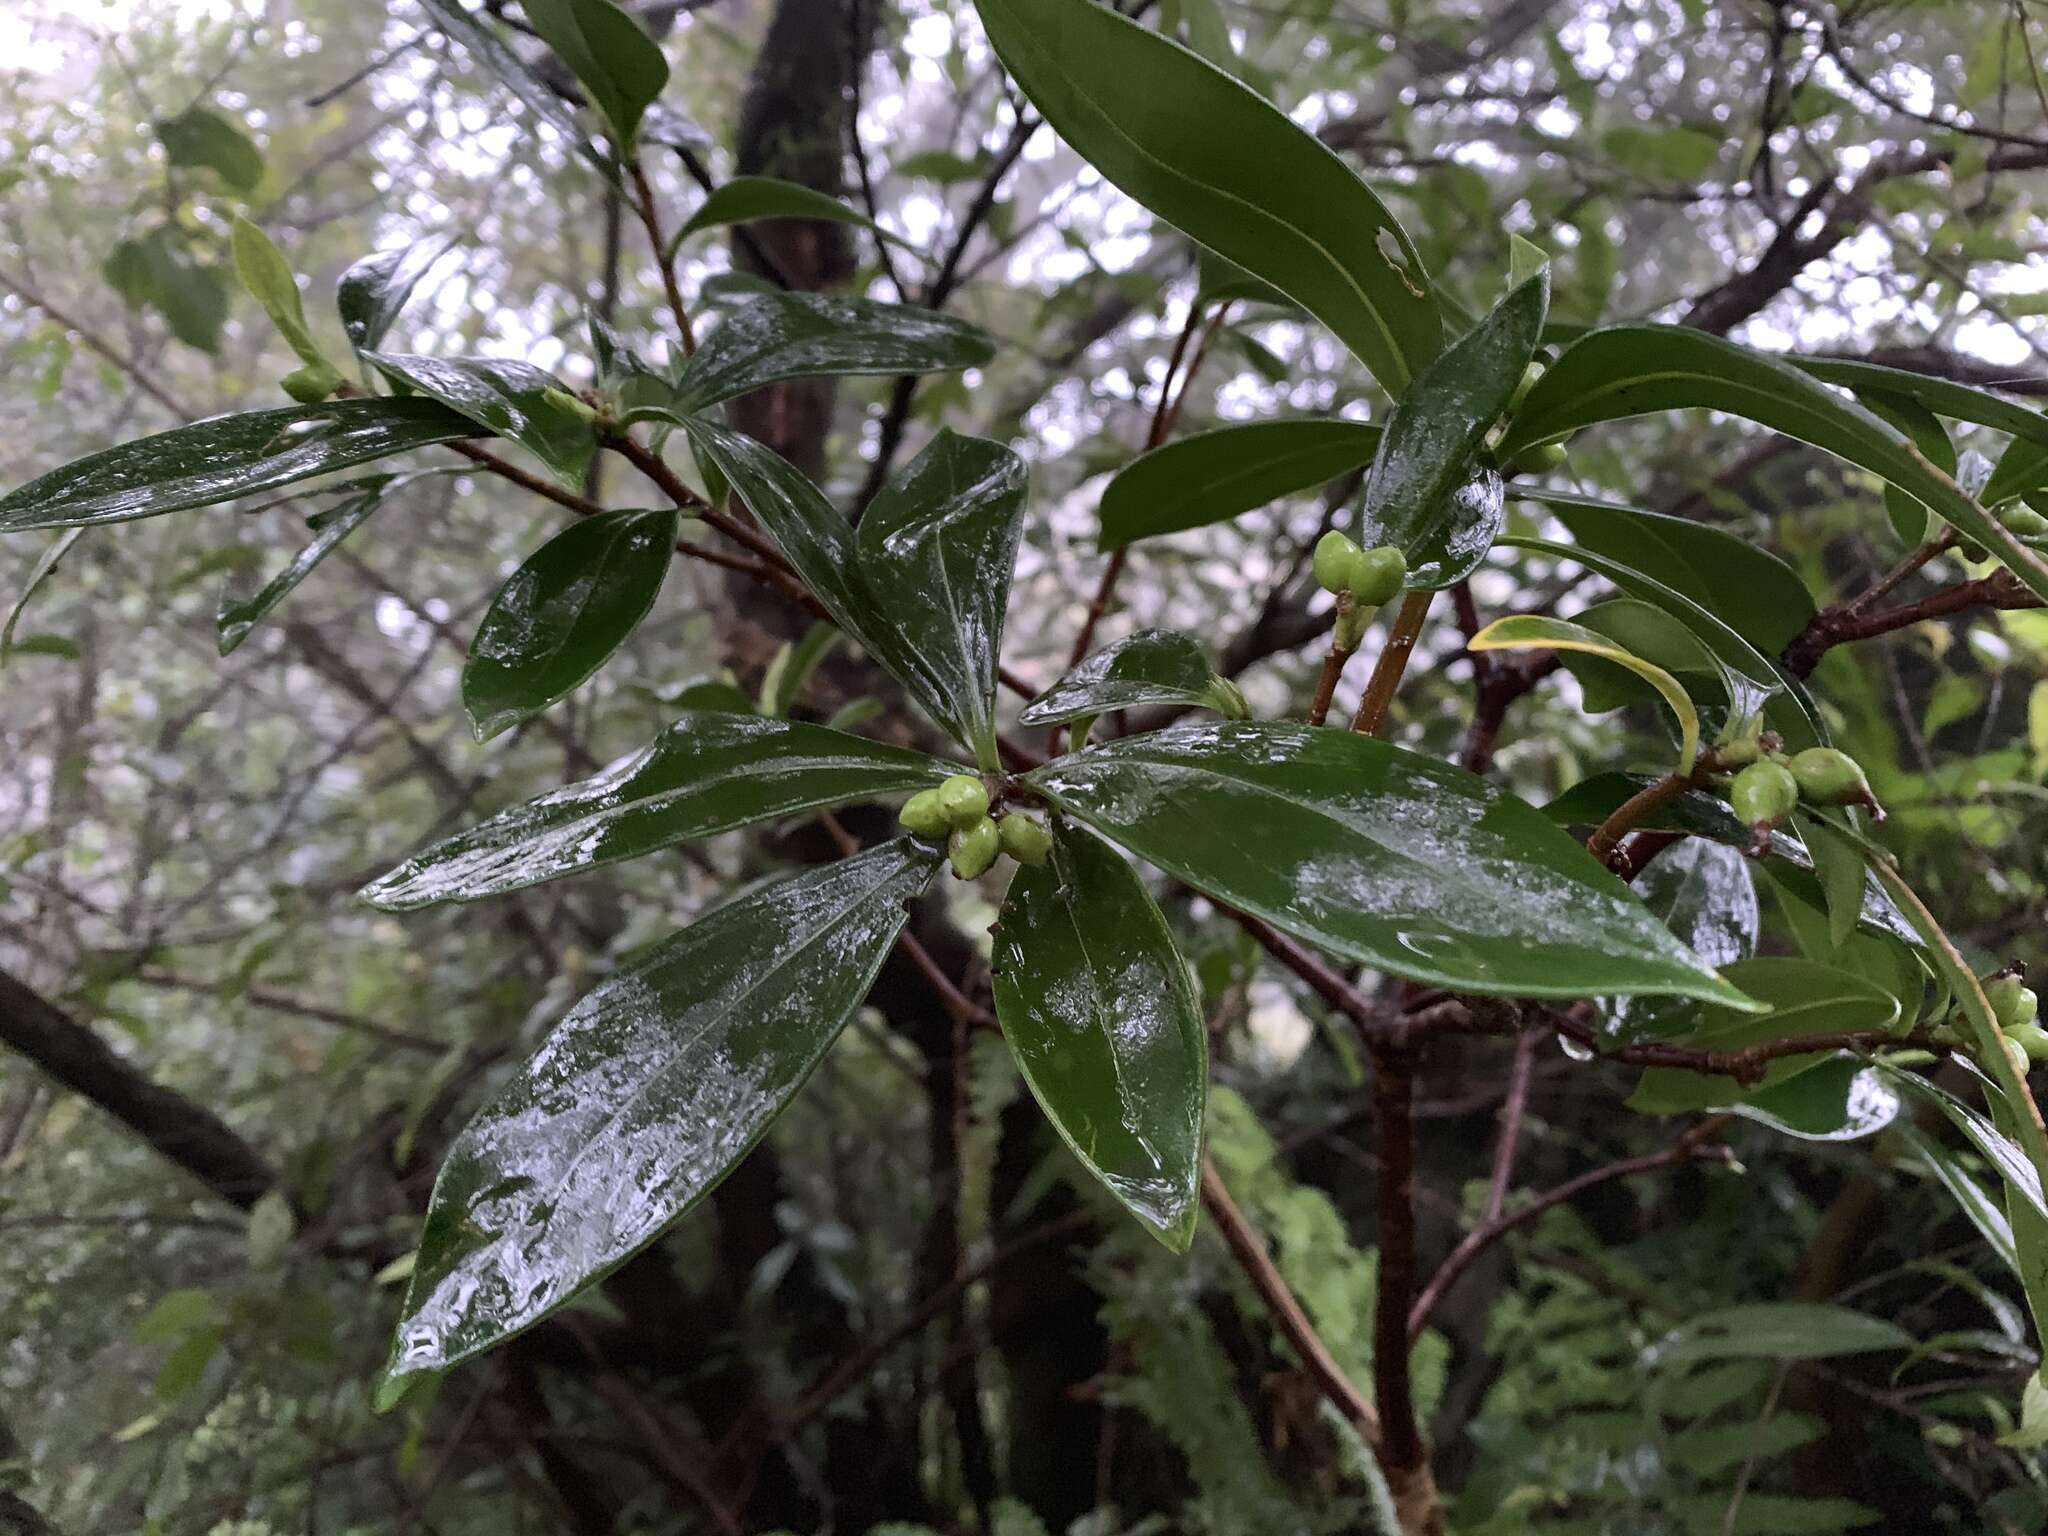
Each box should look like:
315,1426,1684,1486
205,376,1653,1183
361,713,955,909
462,507,680,740
1496,326,2048,603
1095,419,1382,550
385,838,941,1381
856,430,1028,767
1600,838,1758,1044
668,292,994,413
1356,269,1547,587
972,0,1441,394
0,398,480,531
1027,721,1758,1006
364,353,596,487
1018,628,1235,725
992,823,1206,1248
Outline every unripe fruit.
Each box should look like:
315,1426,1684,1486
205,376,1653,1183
1999,504,2048,539
1729,760,1798,827
936,774,990,830
2010,1022,2048,1065
1512,441,1568,475
1788,747,1878,814
1999,1034,2032,1078
1349,545,1408,607
998,814,1053,866
898,788,951,840
1507,361,1543,414
948,816,1001,879
281,363,342,403
1987,974,2038,1030
1313,531,1363,595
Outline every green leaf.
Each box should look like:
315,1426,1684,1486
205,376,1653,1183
462,507,678,740
154,105,263,191
103,230,227,353
134,1288,216,1343
364,352,595,487
338,242,451,354
384,838,941,1381
666,292,994,415
855,431,1028,767
1018,628,1242,725
1799,816,1867,952
1796,358,2048,447
1627,956,1900,1117
1027,721,1759,1006
2,527,84,664
360,712,954,909
218,477,395,655
1560,598,1737,717
1858,392,1952,546
1602,837,1759,1044
758,621,840,718
231,215,331,372
518,0,669,152
1096,419,1381,550
417,0,607,173
1732,1057,1902,1143
1652,1304,1911,1368
1986,436,2048,510
1355,270,1546,587
1601,123,1721,180
1900,1125,2020,1279
1497,326,2048,604
1880,1067,2048,1227
670,175,911,258
154,1328,223,1402
1517,488,1817,655
992,823,1206,1248
973,0,1441,394
1470,613,1697,771
0,398,481,532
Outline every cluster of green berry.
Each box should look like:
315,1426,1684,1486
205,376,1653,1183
1312,533,1407,648
1726,745,1883,845
899,775,1052,879
1932,973,2046,1076
1952,501,2048,559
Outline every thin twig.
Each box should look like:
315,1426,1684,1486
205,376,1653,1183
629,159,696,355
1482,1031,1539,1225
1349,588,1435,736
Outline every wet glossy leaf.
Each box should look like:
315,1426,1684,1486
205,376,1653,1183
231,215,329,371
667,292,994,414
384,838,941,1382
1095,419,1381,550
1560,599,1735,717
1355,270,1546,586
992,823,1205,1249
857,431,1028,767
520,0,669,152
1,527,84,663
463,507,679,740
1799,816,1868,952
361,712,954,909
1018,628,1239,726
1627,956,1899,1116
1862,392,1955,547
218,476,395,655
1651,1304,1911,1368
1496,326,2048,603
417,0,607,172
0,398,480,531
1470,613,1697,771
974,0,1441,394
1727,1054,1901,1143
1601,838,1758,1044
1027,721,1757,1007
1796,358,2048,447
155,105,263,191
365,352,596,487
1518,488,1817,654
1900,1125,2020,1279
338,243,451,353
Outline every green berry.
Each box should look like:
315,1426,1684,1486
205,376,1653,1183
998,814,1053,866
936,774,990,830
948,816,1001,879
1987,974,2038,1030
1788,747,1877,813
1349,545,1407,607
1512,441,1568,475
2010,1021,2048,1065
1729,760,1798,827
1999,504,2048,539
1313,531,1363,595
280,363,342,403
1997,1034,2033,1078
1507,361,1543,414
898,788,951,840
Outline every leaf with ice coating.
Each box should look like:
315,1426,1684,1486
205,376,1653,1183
993,822,1206,1249
1027,720,1759,1007
383,837,941,1383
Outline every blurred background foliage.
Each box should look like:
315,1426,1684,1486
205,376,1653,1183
2,0,2047,1531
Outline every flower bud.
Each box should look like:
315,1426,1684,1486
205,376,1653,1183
1512,441,1568,475
1313,531,1362,595
281,363,342,403
1201,676,1250,720
2009,1021,2048,1066
997,814,1053,866
898,787,951,840
936,774,991,830
948,816,1001,879
542,386,601,423
1729,760,1798,828
1987,974,2038,1030
1349,545,1407,607
1788,747,1882,818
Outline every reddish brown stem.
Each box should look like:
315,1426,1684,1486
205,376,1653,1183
629,160,696,355
1306,612,1357,727
1350,589,1435,736
1369,1044,1434,1521
1483,1031,1539,1225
